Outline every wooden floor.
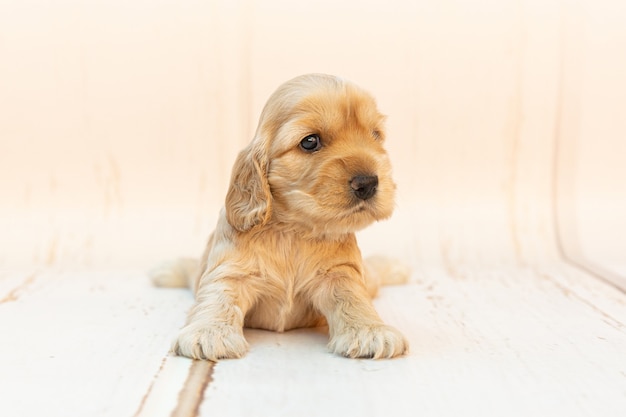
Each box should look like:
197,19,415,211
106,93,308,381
1,262,625,417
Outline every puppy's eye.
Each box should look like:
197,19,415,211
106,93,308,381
299,134,322,152
372,130,382,140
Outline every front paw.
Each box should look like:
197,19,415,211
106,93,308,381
172,323,249,361
329,324,408,359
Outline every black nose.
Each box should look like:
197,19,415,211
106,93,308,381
350,175,378,200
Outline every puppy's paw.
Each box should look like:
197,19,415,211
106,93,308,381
329,324,408,359
172,324,249,361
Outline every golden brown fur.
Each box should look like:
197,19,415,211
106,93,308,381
151,74,408,360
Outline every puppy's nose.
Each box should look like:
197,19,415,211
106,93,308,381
350,175,378,200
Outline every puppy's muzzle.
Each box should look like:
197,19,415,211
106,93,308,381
350,175,378,200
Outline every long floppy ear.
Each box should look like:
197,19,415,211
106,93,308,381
225,139,272,232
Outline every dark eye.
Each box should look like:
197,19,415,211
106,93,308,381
299,134,322,152
372,130,382,140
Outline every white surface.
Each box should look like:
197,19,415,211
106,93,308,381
1,266,625,417
0,269,192,417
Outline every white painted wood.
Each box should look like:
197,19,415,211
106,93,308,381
134,356,196,417
1,266,625,416
194,265,626,417
78,264,623,417
0,269,193,417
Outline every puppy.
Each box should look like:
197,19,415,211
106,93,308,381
152,74,409,360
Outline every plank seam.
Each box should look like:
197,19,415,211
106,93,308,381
536,268,625,331
0,272,37,304
132,355,169,417
170,360,215,417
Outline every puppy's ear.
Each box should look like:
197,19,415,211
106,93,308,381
225,140,272,232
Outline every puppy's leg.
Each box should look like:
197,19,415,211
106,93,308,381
311,266,408,359
173,276,255,361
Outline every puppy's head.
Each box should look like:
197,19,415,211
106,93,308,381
225,74,396,237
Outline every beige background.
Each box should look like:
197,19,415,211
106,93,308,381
1,0,624,287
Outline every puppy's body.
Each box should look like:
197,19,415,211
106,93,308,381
152,74,408,360
197,211,361,332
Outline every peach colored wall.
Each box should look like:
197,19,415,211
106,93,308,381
0,0,624,285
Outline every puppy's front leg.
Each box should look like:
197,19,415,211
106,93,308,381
312,266,408,359
173,277,254,361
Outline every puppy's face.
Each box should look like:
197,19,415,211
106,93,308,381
224,74,396,236
263,76,396,236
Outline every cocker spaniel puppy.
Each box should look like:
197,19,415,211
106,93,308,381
152,74,408,360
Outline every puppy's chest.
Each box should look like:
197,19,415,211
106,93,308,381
254,236,318,294
244,235,324,331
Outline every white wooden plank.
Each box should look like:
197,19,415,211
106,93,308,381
0,263,624,417
194,265,626,417
0,269,193,417
134,355,196,417
537,262,626,324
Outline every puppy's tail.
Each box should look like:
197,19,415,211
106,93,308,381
363,255,411,297
149,258,198,289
